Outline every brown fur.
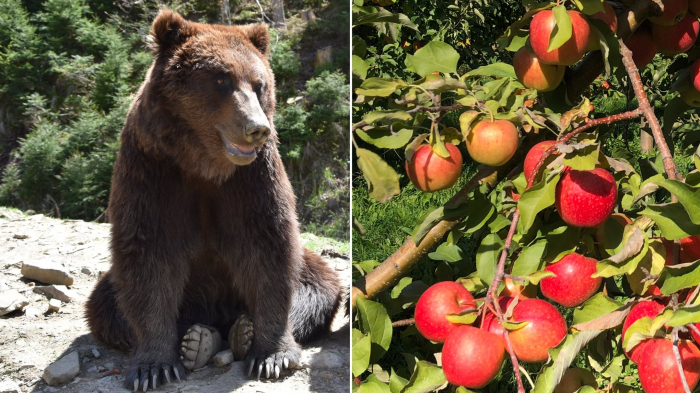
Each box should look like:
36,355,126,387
85,9,343,390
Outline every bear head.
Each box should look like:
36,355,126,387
144,9,276,179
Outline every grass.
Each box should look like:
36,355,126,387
300,232,350,255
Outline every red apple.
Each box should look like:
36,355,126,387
625,23,658,68
638,338,700,393
405,143,462,193
680,86,700,106
501,277,537,300
680,235,700,261
530,10,591,65
691,59,700,92
555,167,618,228
523,140,557,183
652,13,700,55
513,47,566,92
692,0,700,16
508,298,568,363
588,2,619,50
601,80,610,90
540,253,602,307
649,0,688,26
480,297,512,344
414,281,476,343
442,325,506,388
466,119,519,167
554,368,599,393
622,300,665,363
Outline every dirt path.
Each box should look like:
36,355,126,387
0,207,350,393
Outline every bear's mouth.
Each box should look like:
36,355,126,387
219,133,257,158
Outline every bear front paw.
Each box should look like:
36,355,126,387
244,340,302,379
125,361,186,391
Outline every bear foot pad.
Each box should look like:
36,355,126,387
228,313,254,361
125,362,186,392
181,324,222,370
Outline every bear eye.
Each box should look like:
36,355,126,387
216,78,225,85
214,75,231,90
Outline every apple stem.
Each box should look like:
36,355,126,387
618,39,682,183
672,328,692,393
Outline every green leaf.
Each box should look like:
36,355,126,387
356,128,414,149
589,18,621,78
532,331,602,393
548,5,573,52
352,329,372,377
560,98,592,131
593,227,649,278
405,41,459,77
465,62,517,79
571,302,633,332
389,370,409,393
445,310,479,325
391,277,413,299
405,134,429,162
356,260,381,275
663,97,691,135
363,111,413,125
428,242,464,262
518,172,561,233
352,8,419,30
543,225,580,262
511,240,548,277
356,78,406,97
357,148,400,203
502,320,530,330
573,293,624,325
461,191,495,235
476,233,504,284
572,0,605,14
458,110,481,139
666,304,700,327
401,361,448,393
356,297,393,363
658,259,700,295
642,203,700,240
562,143,599,171
358,374,391,393
353,55,369,80
647,178,700,225
622,317,654,351
526,270,556,284
412,207,444,245
419,74,468,93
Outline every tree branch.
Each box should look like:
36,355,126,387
672,328,692,393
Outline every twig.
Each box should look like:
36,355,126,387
672,328,692,393
391,318,415,327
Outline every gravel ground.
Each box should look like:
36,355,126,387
0,207,350,393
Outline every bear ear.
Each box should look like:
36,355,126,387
241,24,270,55
149,9,192,54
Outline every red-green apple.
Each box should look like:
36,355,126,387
405,143,462,193
414,281,476,343
625,23,658,68
638,338,700,393
555,167,618,228
501,277,537,300
649,0,688,26
513,47,566,92
588,3,619,50
622,300,665,363
691,59,700,92
554,368,599,393
466,119,519,167
540,253,602,307
681,86,700,107
530,10,591,65
523,140,557,183
442,325,506,388
508,298,568,362
652,13,700,55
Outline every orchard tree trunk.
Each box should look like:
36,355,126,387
640,118,654,153
271,0,286,31
219,0,230,25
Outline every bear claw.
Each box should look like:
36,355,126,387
229,313,254,361
181,324,222,370
125,362,185,391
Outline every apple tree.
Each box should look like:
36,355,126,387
352,0,700,392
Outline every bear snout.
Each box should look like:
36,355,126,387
245,123,270,144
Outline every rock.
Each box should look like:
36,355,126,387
91,349,101,359
33,285,74,303
310,352,344,369
13,234,27,240
21,261,74,286
0,380,21,393
48,299,61,312
43,351,80,386
24,307,41,318
87,366,97,373
81,267,92,276
25,209,35,215
0,290,29,316
213,349,233,367
19,364,34,370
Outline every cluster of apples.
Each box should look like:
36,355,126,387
621,297,700,393
514,0,700,103
405,118,519,192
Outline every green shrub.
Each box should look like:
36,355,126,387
305,70,349,127
270,35,301,82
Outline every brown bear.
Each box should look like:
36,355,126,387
84,9,344,392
